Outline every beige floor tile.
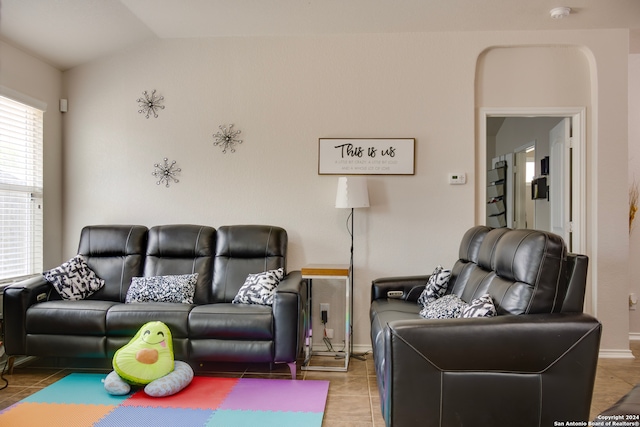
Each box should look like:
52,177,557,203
323,394,374,425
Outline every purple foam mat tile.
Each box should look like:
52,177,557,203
220,378,329,413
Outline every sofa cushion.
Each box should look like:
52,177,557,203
43,255,105,300
492,229,567,314
106,303,192,338
144,225,216,305
125,274,198,304
189,304,274,340
232,268,284,306
212,225,287,303
77,225,148,302
26,300,118,335
449,228,567,315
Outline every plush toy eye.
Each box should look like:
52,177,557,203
157,331,164,337
143,330,150,336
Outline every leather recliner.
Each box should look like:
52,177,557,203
4,224,306,378
370,226,601,426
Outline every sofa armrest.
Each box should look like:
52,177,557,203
371,275,429,303
272,270,305,363
380,313,601,426
3,275,54,355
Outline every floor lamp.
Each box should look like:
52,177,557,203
335,176,369,360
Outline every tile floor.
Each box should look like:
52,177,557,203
1,343,639,426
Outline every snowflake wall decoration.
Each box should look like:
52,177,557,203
152,158,181,187
213,124,243,153
137,90,165,119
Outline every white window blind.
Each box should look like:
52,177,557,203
0,95,44,283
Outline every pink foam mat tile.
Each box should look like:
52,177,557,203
122,376,238,409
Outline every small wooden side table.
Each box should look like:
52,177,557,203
301,264,350,372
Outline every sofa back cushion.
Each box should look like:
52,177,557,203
447,226,491,296
77,225,148,302
144,225,216,305
212,225,287,303
450,227,568,315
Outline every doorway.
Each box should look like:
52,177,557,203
479,107,586,254
513,143,535,230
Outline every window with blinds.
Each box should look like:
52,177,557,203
0,95,44,283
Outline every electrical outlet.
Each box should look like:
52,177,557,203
320,303,329,319
325,329,334,339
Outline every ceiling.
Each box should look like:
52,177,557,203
1,0,639,71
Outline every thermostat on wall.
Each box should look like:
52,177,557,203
448,173,466,185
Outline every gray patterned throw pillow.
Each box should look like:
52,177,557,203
232,268,285,306
461,293,497,318
43,255,105,300
417,265,452,308
125,273,198,304
419,294,467,319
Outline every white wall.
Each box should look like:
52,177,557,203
0,40,63,271
61,30,629,352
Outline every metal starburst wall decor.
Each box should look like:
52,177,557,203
213,124,243,153
137,90,165,119
152,158,181,187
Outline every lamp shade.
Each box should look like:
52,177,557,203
335,176,370,209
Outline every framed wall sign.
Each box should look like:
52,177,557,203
318,138,415,175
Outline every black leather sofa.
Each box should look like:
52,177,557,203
3,224,305,378
370,226,602,427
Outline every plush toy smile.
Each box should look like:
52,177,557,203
142,329,166,345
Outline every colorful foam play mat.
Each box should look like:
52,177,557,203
0,373,329,426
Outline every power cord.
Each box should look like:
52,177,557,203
0,343,8,390
322,326,335,352
321,310,336,352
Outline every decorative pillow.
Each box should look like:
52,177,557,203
144,361,194,397
420,294,467,319
461,293,497,318
43,254,105,300
232,268,285,306
125,273,198,304
417,265,452,308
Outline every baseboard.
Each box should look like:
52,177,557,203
599,348,635,359
630,332,640,341
352,344,373,356
310,343,373,356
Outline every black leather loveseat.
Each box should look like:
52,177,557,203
3,224,305,378
370,226,602,427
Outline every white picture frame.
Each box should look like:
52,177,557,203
318,138,415,175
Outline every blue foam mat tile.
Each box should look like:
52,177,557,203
22,373,129,406
207,409,324,427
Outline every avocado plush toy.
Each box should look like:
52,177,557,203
104,321,193,397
